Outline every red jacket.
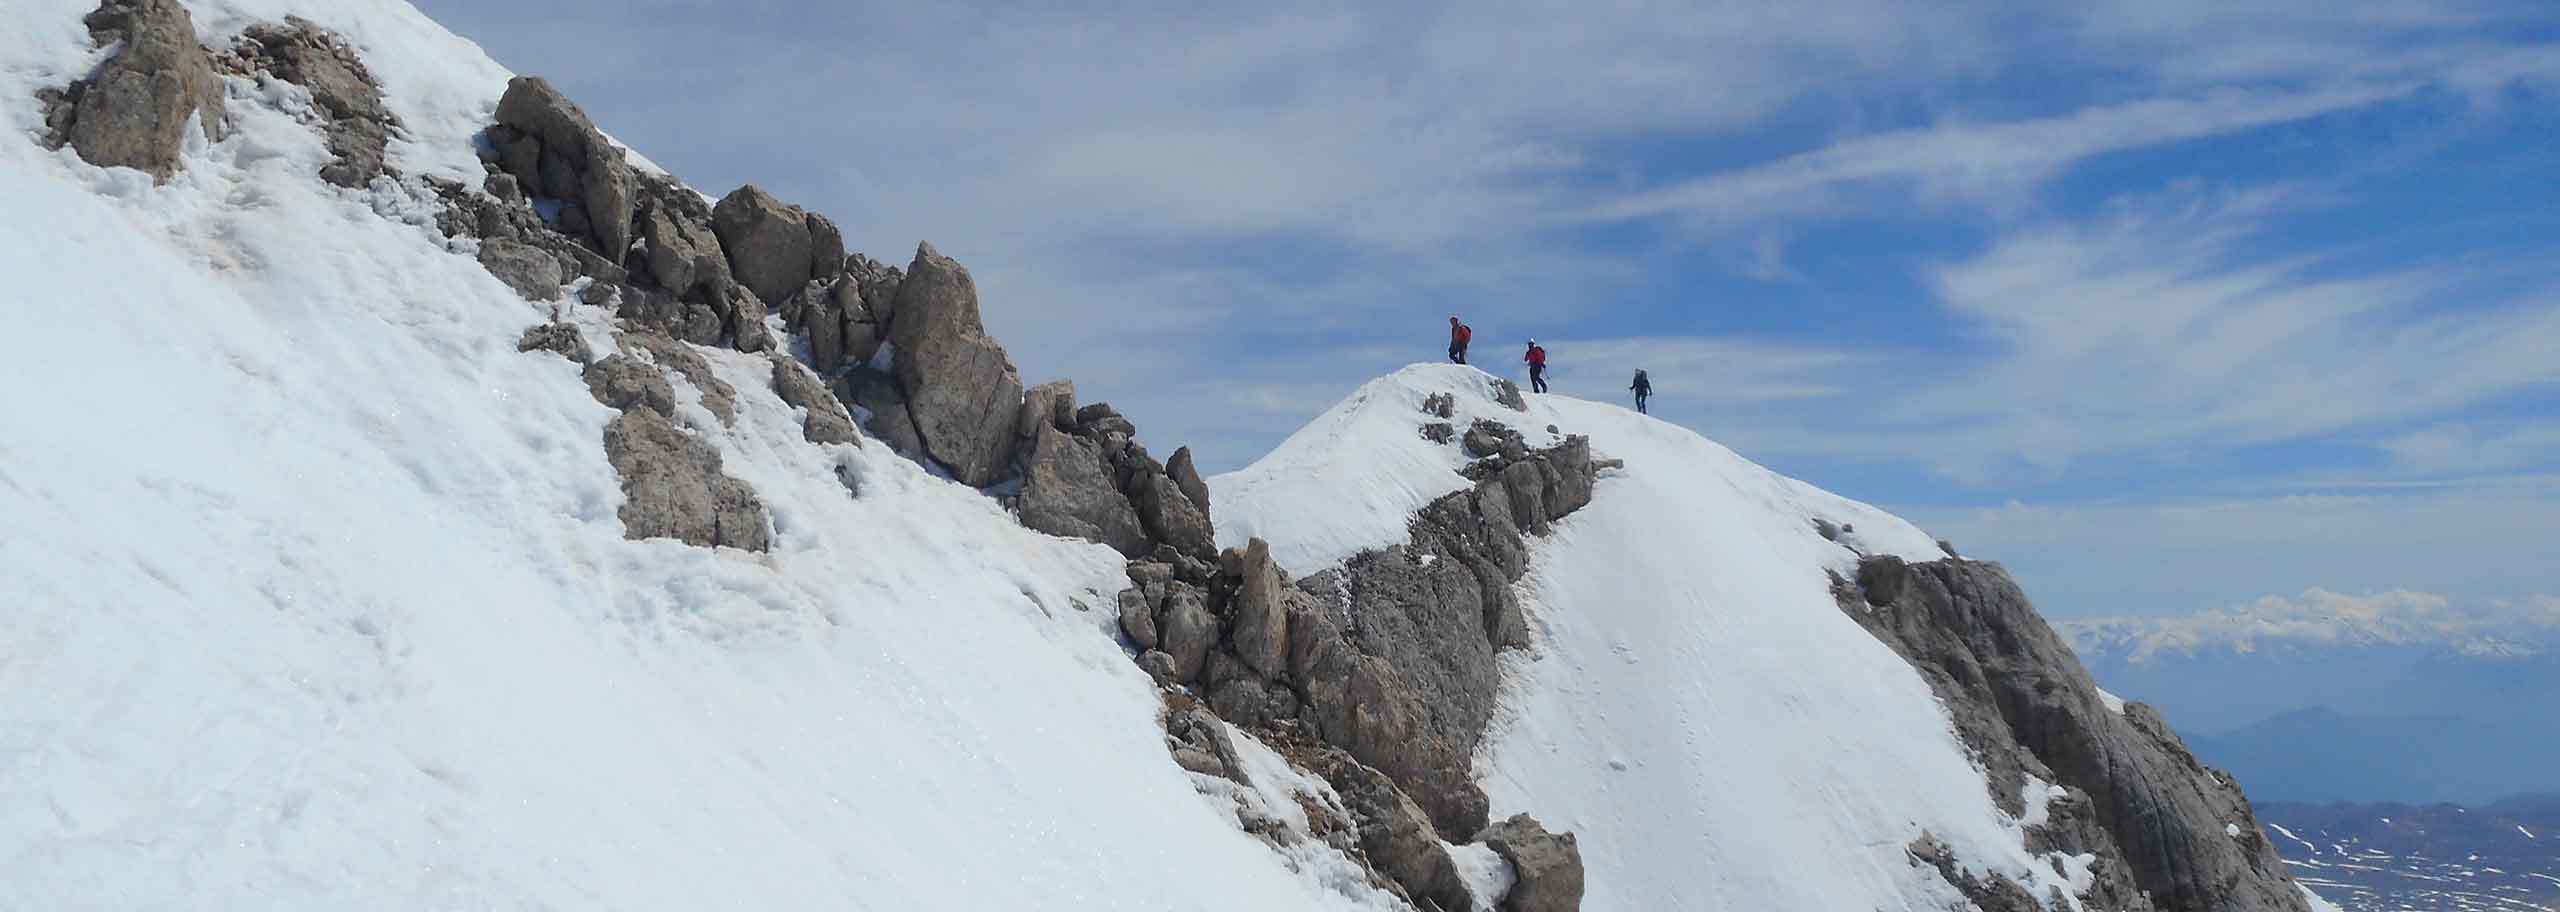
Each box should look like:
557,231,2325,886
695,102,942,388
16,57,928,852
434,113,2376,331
1452,323,1472,345
1524,345,1546,367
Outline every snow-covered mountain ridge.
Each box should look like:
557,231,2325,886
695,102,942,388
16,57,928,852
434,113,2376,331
1,1,2336,909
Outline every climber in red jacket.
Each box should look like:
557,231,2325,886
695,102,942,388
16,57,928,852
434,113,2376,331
1523,339,1548,393
1448,315,1472,364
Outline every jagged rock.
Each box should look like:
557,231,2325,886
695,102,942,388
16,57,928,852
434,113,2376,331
477,238,565,299
1164,706,1248,786
1158,582,1216,682
484,172,522,202
1421,422,1455,444
1133,472,1216,559
1323,759,1472,911
1018,423,1150,557
1542,436,1595,516
1205,669,1300,730
1937,538,1960,558
836,369,925,458
1018,380,1076,441
1492,378,1528,411
52,0,226,181
1500,461,1551,532
788,278,854,372
620,333,737,426
635,184,730,298
1814,518,1841,541
600,410,768,551
1075,402,1138,440
805,212,846,283
1136,650,1178,685
515,322,591,364
1463,420,1514,459
493,76,635,258
1166,446,1211,516
846,252,903,328
582,355,674,417
1117,587,1159,650
1846,557,2314,912
724,281,773,353
887,243,1024,486
710,185,818,306
1422,391,1456,419
1229,539,1292,680
769,355,860,446
1478,814,1583,912
233,18,394,187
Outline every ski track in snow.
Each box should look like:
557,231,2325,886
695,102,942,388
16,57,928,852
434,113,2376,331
0,1,1399,908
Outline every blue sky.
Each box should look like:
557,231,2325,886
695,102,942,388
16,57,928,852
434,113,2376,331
420,0,2560,621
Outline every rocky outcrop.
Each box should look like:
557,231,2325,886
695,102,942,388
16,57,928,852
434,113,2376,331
710,185,846,308
887,243,1023,486
1018,423,1150,556
1478,814,1585,912
620,332,738,426
43,0,226,181
516,322,591,364
583,354,676,417
600,409,769,551
1846,557,2314,912
229,18,396,187
489,76,635,260
476,238,565,299
835,369,925,458
770,355,860,446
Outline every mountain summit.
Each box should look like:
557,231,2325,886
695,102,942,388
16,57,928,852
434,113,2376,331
1,1,2337,909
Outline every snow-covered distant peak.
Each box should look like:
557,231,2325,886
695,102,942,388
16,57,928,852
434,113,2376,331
1211,362,1943,574
2060,589,2560,663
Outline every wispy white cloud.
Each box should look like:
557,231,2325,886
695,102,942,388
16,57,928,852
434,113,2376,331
2058,586,2560,660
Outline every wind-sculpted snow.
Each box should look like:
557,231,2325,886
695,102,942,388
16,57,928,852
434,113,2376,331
0,1,1402,907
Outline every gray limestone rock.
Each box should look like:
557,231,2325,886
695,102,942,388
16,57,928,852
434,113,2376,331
1133,471,1216,560
1846,557,2314,912
1229,538,1292,680
56,0,226,182
477,238,565,299
1116,587,1159,650
710,184,817,307
804,211,846,283
1136,649,1178,685
769,355,860,446
582,354,675,417
1492,378,1528,411
1018,379,1076,442
515,322,591,364
1477,814,1584,912
635,185,730,299
724,281,773,353
620,333,737,426
1017,423,1150,557
887,243,1024,486
1157,582,1216,682
1166,446,1211,516
601,409,769,551
493,76,635,259
836,369,926,458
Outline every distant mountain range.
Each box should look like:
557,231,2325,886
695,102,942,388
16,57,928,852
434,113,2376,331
2059,589,2560,805
2255,795,2560,912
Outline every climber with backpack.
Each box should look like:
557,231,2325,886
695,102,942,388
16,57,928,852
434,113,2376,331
1523,339,1549,393
1631,369,1651,414
1448,315,1472,364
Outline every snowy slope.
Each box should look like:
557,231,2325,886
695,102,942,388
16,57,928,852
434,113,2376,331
1214,365,2109,910
0,1,1398,908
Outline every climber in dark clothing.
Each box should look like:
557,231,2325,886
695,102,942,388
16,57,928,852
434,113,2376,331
1523,340,1548,393
1631,369,1651,414
1448,315,1472,364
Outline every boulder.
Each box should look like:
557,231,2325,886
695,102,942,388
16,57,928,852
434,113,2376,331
1017,423,1150,557
1116,587,1159,650
57,0,226,181
1133,471,1215,559
493,76,635,258
477,238,565,299
1166,446,1211,516
1422,391,1456,419
790,278,865,373
600,410,769,551
621,333,737,426
1157,582,1216,682
1477,814,1584,912
1493,378,1528,411
887,243,1024,486
1135,650,1178,685
1018,380,1076,441
1331,760,1472,911
582,355,674,417
805,211,846,283
1229,538,1291,679
710,185,817,306
769,355,860,446
725,281,774,353
635,189,730,298
847,253,904,328
515,322,591,364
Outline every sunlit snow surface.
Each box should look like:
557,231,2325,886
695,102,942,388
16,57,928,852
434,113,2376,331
0,0,1406,907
